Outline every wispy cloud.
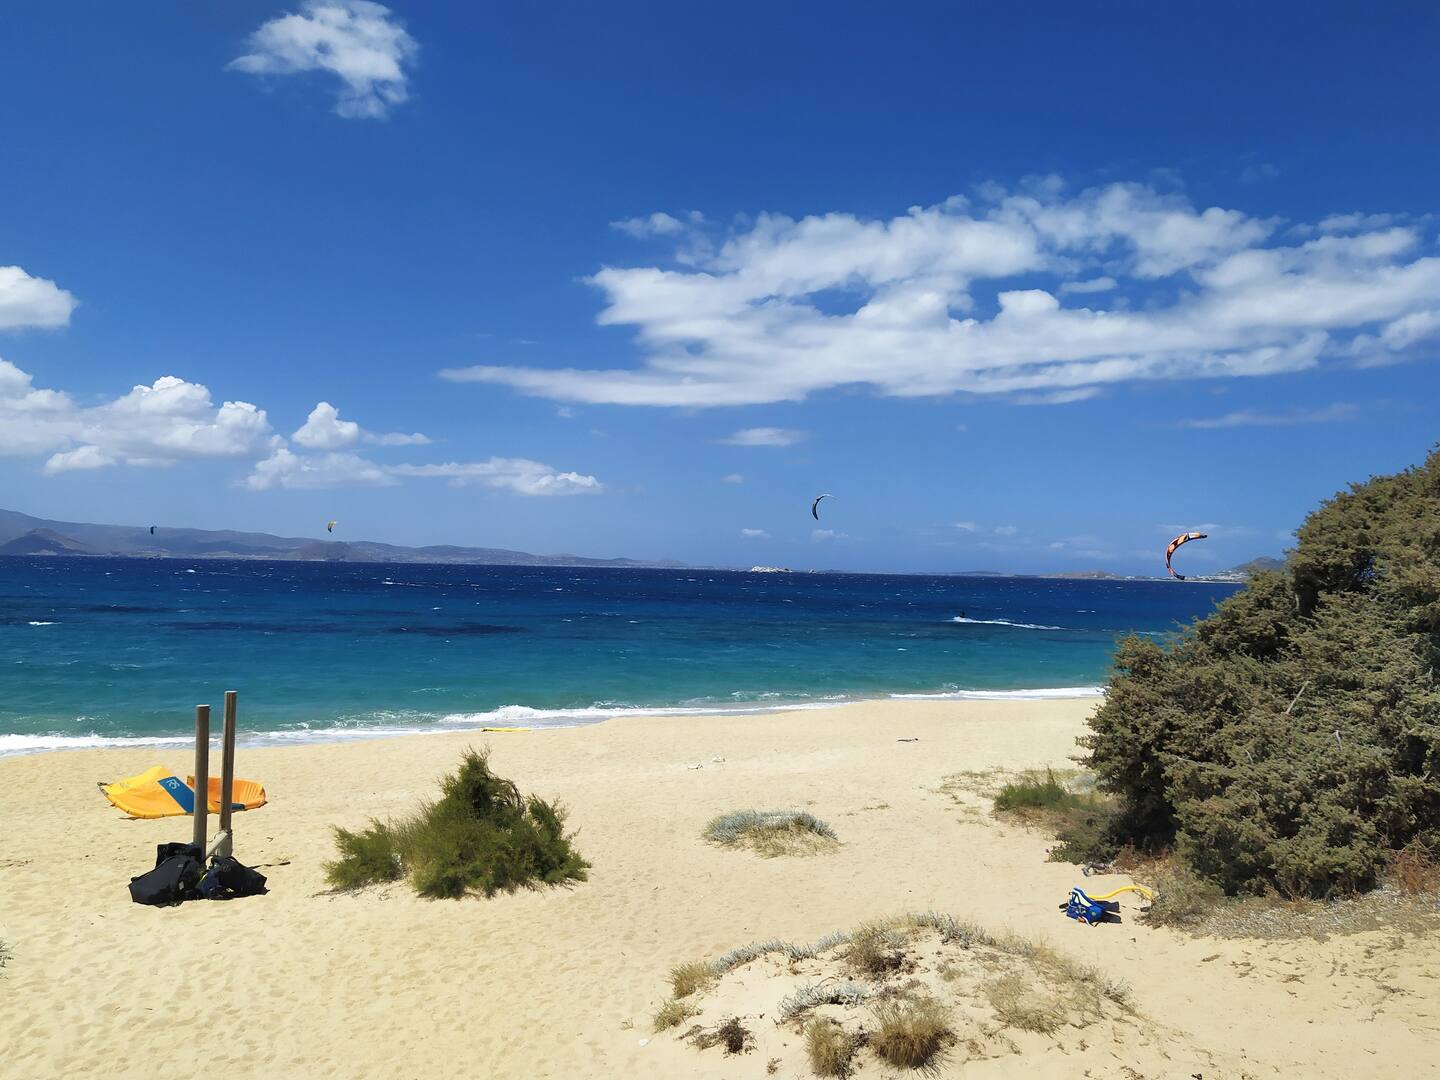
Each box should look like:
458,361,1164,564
444,180,1440,407
993,525,1018,537
811,528,847,542
229,0,418,120
717,427,808,447
1177,403,1358,429
721,473,745,484
740,527,769,539
952,521,979,532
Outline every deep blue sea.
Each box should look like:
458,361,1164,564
0,557,1239,755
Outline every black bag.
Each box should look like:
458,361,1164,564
197,855,268,900
129,843,203,906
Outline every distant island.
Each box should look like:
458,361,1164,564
0,508,682,569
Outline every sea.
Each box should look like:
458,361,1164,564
0,557,1240,755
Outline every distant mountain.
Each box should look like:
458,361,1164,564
0,508,682,568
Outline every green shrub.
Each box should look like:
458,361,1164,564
994,768,1071,811
653,999,697,1032
325,821,402,890
324,748,588,899
991,769,1121,866
1083,445,1440,898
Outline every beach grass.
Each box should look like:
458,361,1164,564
704,809,839,857
869,996,952,1069
669,959,715,999
652,999,697,1032
804,1018,858,1077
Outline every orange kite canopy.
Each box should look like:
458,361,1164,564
98,765,266,819
1165,531,1208,580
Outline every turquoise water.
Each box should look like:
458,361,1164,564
0,557,1238,754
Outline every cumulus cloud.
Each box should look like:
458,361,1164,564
293,401,429,449
718,427,808,447
443,180,1440,407
0,266,78,330
612,213,685,238
1177,404,1358,429
740,527,769,539
0,360,276,474
229,0,418,119
243,448,394,490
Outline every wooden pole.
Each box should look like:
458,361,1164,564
192,704,210,852
217,691,238,858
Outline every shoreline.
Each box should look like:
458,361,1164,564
0,684,1106,758
3,695,1437,1078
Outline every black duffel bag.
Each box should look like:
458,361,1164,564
197,855,268,900
129,842,203,906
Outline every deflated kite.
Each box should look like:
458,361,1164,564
1165,531,1207,580
811,494,831,520
326,519,337,534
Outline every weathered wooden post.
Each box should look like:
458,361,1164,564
216,691,238,859
192,704,211,852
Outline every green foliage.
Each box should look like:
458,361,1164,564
325,820,403,890
1142,865,1226,928
991,769,1121,865
325,748,588,899
1083,446,1440,898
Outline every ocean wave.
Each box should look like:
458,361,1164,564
889,686,1104,701
28,621,56,626
950,616,1065,630
437,699,855,727
0,732,193,754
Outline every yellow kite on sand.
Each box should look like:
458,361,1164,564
99,765,267,819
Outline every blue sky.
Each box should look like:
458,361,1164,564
1,2,1436,573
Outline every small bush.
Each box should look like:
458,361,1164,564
983,973,1066,1033
1389,841,1440,896
805,1018,857,1077
669,960,715,999
870,996,951,1069
1143,865,1226,928
991,769,1121,866
705,809,839,857
0,939,10,973
325,748,588,899
845,922,906,977
778,980,870,1020
696,1016,752,1055
653,999,697,1032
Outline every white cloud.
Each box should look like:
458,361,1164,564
612,212,685,238
1058,276,1116,294
1012,388,1100,405
243,448,395,490
293,401,429,449
993,525,1018,536
386,459,603,495
811,528,846,542
1319,212,1397,233
0,361,275,473
952,521,978,532
1177,403,1358,429
740,527,769,539
443,180,1440,408
555,405,577,418
229,0,418,120
721,473,745,484
718,427,808,447
0,266,78,330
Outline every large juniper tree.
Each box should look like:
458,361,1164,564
1083,446,1440,897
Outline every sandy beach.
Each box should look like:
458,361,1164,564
2,697,1437,1079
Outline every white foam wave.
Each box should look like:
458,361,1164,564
889,686,1104,701
0,732,193,755
438,699,854,727
951,616,1065,630
28,621,56,626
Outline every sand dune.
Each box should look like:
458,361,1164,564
2,698,1437,1078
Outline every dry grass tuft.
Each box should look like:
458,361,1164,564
870,996,952,1070
1390,841,1440,896
845,921,907,977
705,809,840,857
1142,863,1226,928
983,973,1067,1033
694,1017,752,1055
653,999,697,1032
669,959,715,999
804,1018,858,1077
